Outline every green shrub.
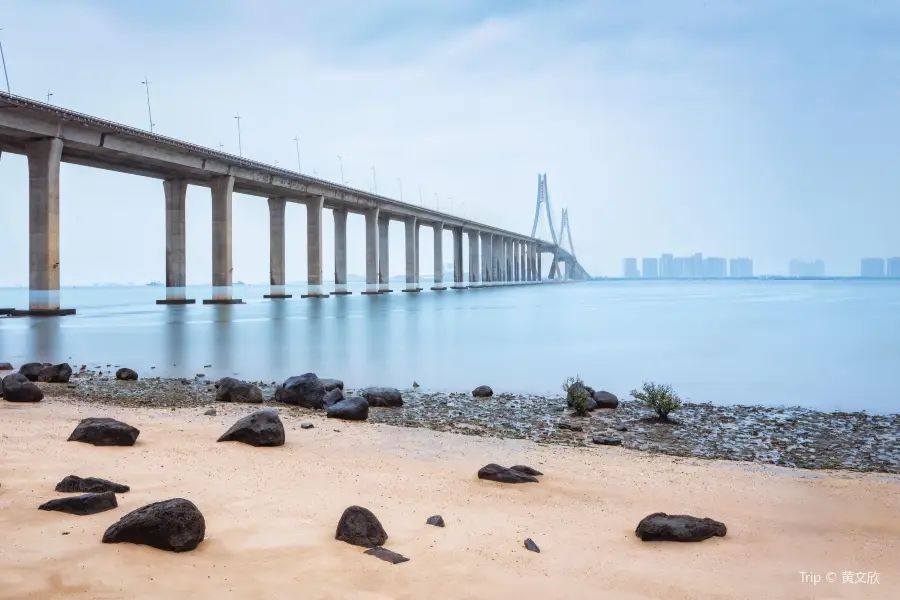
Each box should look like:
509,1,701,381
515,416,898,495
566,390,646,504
631,381,681,421
563,375,592,416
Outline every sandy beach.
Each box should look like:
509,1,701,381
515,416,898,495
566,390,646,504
1,399,898,600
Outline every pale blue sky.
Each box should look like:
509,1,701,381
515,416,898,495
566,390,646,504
0,0,898,284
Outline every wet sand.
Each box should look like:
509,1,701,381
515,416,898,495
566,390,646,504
1,400,898,600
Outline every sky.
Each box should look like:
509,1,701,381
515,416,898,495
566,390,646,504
0,0,898,284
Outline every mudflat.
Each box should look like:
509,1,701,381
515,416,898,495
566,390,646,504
1,401,897,600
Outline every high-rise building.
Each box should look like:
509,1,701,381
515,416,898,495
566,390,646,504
642,258,659,278
860,258,885,277
692,253,703,278
702,257,727,278
660,254,675,278
888,257,900,278
622,258,640,278
671,257,685,278
729,258,754,278
789,259,825,277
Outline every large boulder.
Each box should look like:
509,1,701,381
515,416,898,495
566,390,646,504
68,418,140,446
360,387,403,407
472,385,493,398
1,373,44,402
274,373,326,408
323,387,344,407
320,378,344,392
477,464,539,484
102,498,205,552
38,491,118,515
215,377,263,404
326,396,369,421
593,390,619,409
635,513,727,542
217,410,285,447
55,475,130,494
38,362,73,383
335,506,388,548
0,362,13,371
115,368,139,381
478,463,538,483
18,362,43,382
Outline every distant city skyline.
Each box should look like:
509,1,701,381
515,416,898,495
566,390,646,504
622,253,752,279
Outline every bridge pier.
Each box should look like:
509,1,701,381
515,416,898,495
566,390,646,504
431,223,446,290
451,228,465,289
468,231,480,287
362,208,380,294
514,240,520,282
537,250,542,281
264,197,291,299
403,217,421,292
157,178,194,305
378,214,391,292
14,137,74,316
204,175,242,304
302,195,328,298
480,232,492,284
332,209,350,294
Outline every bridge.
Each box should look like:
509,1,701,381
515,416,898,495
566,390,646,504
0,91,588,316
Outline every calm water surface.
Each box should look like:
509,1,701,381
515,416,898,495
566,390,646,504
1,281,899,413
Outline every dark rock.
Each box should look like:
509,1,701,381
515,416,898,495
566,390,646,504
557,423,583,432
477,463,538,484
524,538,540,553
635,513,727,542
274,373,326,408
327,396,369,421
217,410,285,447
426,515,445,527
300,422,314,429
102,498,205,552
68,418,140,446
335,506,388,548
204,408,217,416
37,362,73,383
38,491,118,515
0,362,13,370
215,377,263,404
2,373,44,402
18,362,43,382
510,465,543,476
364,547,409,564
320,378,344,392
472,385,494,398
323,387,345,407
55,475,129,494
592,437,622,446
616,426,628,432
593,390,619,409
115,368,139,381
360,387,403,408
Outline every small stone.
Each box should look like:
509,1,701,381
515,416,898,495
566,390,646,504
300,422,314,429
335,506,388,548
592,390,619,409
115,368,139,381
524,538,540,553
39,491,118,515
215,377,262,404
204,408,217,416
217,410,285,447
55,475,129,494
616,426,628,432
0,362,13,371
38,363,73,383
477,464,538,484
327,396,369,421
360,387,403,407
472,385,494,398
68,418,139,446
426,515,445,527
196,374,205,379
557,423,582,432
635,513,727,542
364,547,409,564
592,437,622,446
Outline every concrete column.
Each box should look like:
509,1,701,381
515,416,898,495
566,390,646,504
514,240,520,282
403,217,420,292
528,243,535,281
378,214,391,292
332,209,350,295
481,232,492,283
451,228,465,289
157,178,194,304
414,221,421,288
363,208,380,294
468,231,480,286
431,223,446,290
538,250,543,281
492,236,502,282
205,175,241,304
264,197,290,299
303,195,328,298
22,138,72,315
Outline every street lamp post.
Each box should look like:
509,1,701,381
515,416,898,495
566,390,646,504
337,155,345,184
46,89,53,104
234,113,242,157
0,29,10,94
293,135,302,173
141,77,155,133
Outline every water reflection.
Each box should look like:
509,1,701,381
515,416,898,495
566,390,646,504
212,306,233,377
268,300,287,381
164,307,188,377
29,318,60,363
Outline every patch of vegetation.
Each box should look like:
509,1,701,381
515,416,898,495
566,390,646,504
631,381,682,422
563,375,592,417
